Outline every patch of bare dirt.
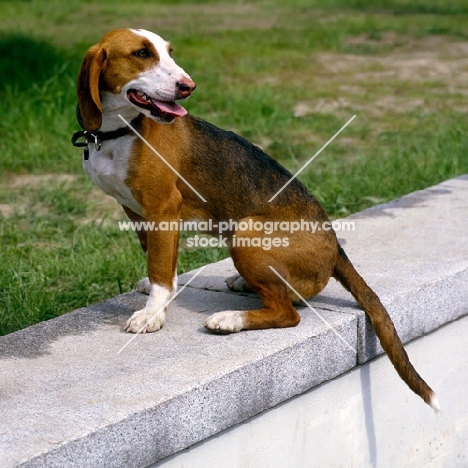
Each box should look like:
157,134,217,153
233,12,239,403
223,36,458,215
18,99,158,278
0,173,123,225
0,175,80,218
96,3,278,35
294,35,468,118
0,204,14,217
80,188,125,228
316,46,468,86
345,31,408,49
6,174,78,189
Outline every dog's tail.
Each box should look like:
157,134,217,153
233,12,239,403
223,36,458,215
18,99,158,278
333,246,440,411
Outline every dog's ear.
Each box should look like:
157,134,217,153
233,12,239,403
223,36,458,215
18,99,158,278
77,44,107,132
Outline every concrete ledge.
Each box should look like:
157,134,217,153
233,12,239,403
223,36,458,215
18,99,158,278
0,290,356,468
150,314,468,468
1,176,468,467
180,175,468,363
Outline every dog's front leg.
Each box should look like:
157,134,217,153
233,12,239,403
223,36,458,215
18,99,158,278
124,205,180,334
121,204,148,254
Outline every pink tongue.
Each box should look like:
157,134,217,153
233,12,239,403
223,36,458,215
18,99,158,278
153,100,187,117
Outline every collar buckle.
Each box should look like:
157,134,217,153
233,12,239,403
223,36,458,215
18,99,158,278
87,132,102,151
72,105,139,159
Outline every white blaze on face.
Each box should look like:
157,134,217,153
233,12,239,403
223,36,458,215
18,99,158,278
128,28,192,102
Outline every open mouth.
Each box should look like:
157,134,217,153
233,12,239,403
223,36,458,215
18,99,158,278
127,89,187,122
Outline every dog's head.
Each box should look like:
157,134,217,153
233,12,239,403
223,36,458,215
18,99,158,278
77,28,196,131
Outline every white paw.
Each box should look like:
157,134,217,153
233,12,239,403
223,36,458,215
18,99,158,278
204,311,245,334
136,277,151,295
225,275,253,293
124,307,166,333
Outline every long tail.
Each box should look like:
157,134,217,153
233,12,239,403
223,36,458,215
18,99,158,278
333,246,440,411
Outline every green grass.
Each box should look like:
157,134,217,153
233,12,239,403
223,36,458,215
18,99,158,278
1,0,468,334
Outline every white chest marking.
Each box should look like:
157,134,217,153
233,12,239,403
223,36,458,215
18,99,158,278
82,135,143,217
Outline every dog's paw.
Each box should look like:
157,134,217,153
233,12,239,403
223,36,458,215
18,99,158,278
136,277,151,295
225,275,254,293
204,311,245,334
124,307,166,333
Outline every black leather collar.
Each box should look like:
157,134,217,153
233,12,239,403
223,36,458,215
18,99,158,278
71,105,138,160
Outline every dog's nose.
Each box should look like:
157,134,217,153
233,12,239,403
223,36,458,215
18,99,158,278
176,78,196,98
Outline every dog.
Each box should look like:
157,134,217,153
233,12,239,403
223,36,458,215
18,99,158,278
74,28,438,410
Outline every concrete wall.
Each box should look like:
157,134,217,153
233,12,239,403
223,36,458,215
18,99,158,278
2,176,467,468
153,315,468,468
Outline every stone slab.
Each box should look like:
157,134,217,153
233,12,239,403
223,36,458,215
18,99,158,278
2,175,468,467
0,288,356,468
180,176,468,363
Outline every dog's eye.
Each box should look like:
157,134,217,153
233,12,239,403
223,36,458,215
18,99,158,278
134,48,150,58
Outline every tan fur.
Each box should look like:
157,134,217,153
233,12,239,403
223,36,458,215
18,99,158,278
76,28,438,408
77,44,105,131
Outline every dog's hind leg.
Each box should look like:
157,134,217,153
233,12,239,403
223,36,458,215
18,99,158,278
225,274,255,293
204,255,300,333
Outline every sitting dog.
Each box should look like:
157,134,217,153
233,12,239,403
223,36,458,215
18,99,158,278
74,28,438,410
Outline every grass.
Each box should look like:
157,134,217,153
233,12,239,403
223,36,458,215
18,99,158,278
1,0,468,335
